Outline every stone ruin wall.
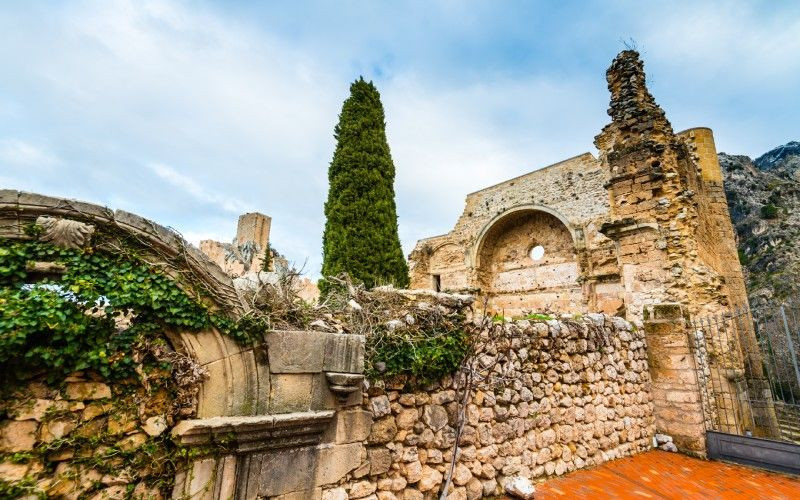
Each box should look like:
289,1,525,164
324,314,654,500
1,50,763,498
409,55,751,332
0,191,366,499
409,153,625,318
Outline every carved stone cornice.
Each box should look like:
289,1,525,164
171,410,335,453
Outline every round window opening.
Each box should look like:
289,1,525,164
530,245,545,261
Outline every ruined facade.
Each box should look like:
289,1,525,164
409,51,749,327
0,50,778,498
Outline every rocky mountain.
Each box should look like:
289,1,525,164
720,141,800,309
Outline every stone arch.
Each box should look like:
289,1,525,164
1,191,366,498
471,204,577,268
0,190,261,417
473,205,584,315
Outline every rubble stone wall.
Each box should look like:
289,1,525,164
324,314,655,500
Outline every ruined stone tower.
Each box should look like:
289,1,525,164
594,50,746,322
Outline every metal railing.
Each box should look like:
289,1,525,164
689,302,800,444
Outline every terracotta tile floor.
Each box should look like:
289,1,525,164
533,450,800,499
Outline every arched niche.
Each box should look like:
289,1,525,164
473,206,583,315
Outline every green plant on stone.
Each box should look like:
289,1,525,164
760,204,779,219
521,313,553,321
0,240,260,381
365,313,472,384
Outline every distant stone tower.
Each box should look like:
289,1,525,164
200,212,272,277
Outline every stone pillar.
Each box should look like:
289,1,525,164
643,304,707,456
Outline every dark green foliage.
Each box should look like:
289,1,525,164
261,243,273,272
0,240,258,381
760,204,779,219
321,78,409,293
366,320,471,384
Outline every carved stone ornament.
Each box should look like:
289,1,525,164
325,372,364,403
35,216,95,249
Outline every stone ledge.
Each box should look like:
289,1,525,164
172,410,334,452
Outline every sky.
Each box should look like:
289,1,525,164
1,0,799,278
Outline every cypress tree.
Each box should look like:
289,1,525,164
321,77,409,292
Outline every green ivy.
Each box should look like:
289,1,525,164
0,477,43,499
0,239,259,380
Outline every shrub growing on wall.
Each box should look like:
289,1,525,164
0,239,257,381
321,78,409,293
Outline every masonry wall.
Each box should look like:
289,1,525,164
409,154,625,317
322,314,655,499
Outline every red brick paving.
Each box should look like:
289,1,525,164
534,450,800,499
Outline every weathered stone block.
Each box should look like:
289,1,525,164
253,447,317,497
323,333,365,374
0,420,38,452
314,443,363,486
325,409,373,444
267,331,327,373
270,374,314,413
368,447,392,475
66,382,111,400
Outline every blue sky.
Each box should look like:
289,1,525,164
1,0,798,277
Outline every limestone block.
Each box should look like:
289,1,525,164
504,476,535,499
0,420,38,452
39,418,76,443
267,331,327,373
254,446,317,497
0,461,28,481
315,443,363,486
117,432,148,451
396,408,418,430
323,333,365,374
179,329,228,366
349,481,377,499
66,382,111,400
270,374,314,413
196,357,231,418
403,489,424,500
371,395,391,417
325,409,373,444
368,447,392,475
273,488,322,500
322,488,348,500
311,372,339,411
143,416,168,437
88,485,127,499
173,458,217,500
422,405,448,431
12,398,54,421
368,416,398,444
418,466,443,492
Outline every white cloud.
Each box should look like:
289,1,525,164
639,2,800,85
0,0,796,279
147,162,250,214
0,139,59,167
